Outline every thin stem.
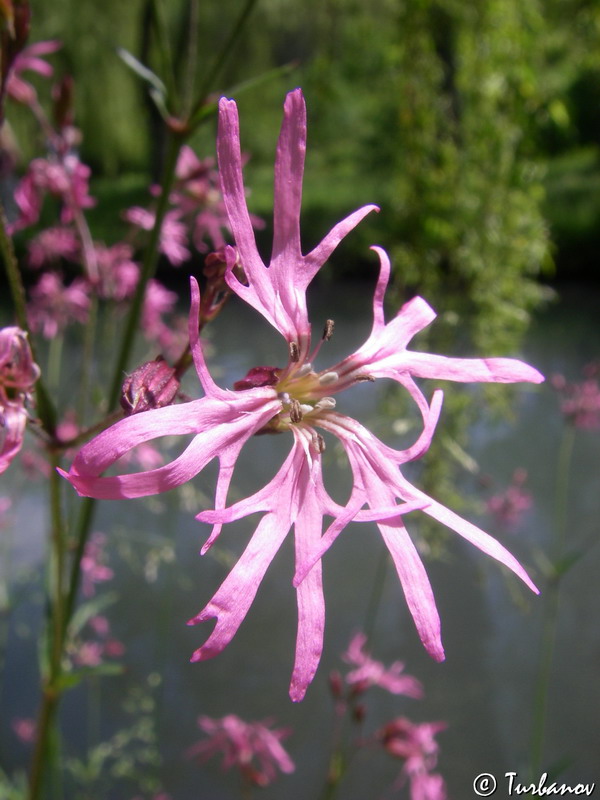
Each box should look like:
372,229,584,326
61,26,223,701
189,0,259,125
107,130,183,410
28,460,68,800
529,424,576,777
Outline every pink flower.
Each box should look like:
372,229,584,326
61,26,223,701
5,40,61,106
27,226,81,269
9,154,95,233
27,272,90,338
343,632,423,697
60,89,543,701
486,468,532,527
379,717,447,800
124,206,191,266
552,364,600,429
81,533,114,597
187,714,294,787
93,242,140,301
0,327,39,474
12,717,37,744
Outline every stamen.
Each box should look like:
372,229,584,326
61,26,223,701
318,371,339,386
289,398,303,423
312,431,325,453
322,319,335,341
289,341,300,362
315,397,336,410
355,374,375,382
299,403,313,415
295,363,313,378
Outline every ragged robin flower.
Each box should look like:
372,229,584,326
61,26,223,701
60,89,544,701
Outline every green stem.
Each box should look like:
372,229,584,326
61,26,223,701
363,545,389,645
107,130,183,410
189,0,259,127
28,460,68,800
529,424,576,777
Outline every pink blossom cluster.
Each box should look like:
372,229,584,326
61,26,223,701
0,327,40,473
379,717,447,800
330,633,447,800
485,468,532,527
551,364,600,429
342,632,423,697
61,89,544,701
80,532,114,597
68,614,125,668
187,713,294,787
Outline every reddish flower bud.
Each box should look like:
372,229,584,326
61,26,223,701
233,365,281,391
120,356,180,415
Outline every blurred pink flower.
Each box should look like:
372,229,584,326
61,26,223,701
0,327,40,474
5,39,61,106
93,242,140,301
61,89,543,701
486,468,532,527
27,226,80,269
81,533,114,597
124,206,191,266
552,364,600,430
343,632,423,697
12,717,37,744
27,272,90,338
379,717,447,800
9,154,95,234
187,714,294,787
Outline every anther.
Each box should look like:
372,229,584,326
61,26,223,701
318,371,339,386
289,398,303,423
322,319,335,341
355,374,375,382
289,341,300,362
315,397,336,410
312,432,326,453
295,363,313,377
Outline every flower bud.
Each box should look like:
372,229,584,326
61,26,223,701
0,326,40,394
120,356,180,415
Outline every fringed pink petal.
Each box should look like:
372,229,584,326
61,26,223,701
271,88,306,269
378,520,445,662
289,462,326,702
401,351,545,384
188,511,291,661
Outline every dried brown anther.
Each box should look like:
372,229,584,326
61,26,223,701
289,341,300,362
322,319,335,341
289,398,303,423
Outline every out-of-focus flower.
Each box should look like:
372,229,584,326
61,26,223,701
27,225,80,269
81,533,114,597
4,39,61,106
0,326,39,473
60,90,543,701
343,632,423,697
12,717,37,744
187,714,294,787
486,468,532,528
552,364,600,430
69,613,125,667
93,242,140,302
124,206,191,266
379,717,447,800
9,153,95,234
27,271,90,338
